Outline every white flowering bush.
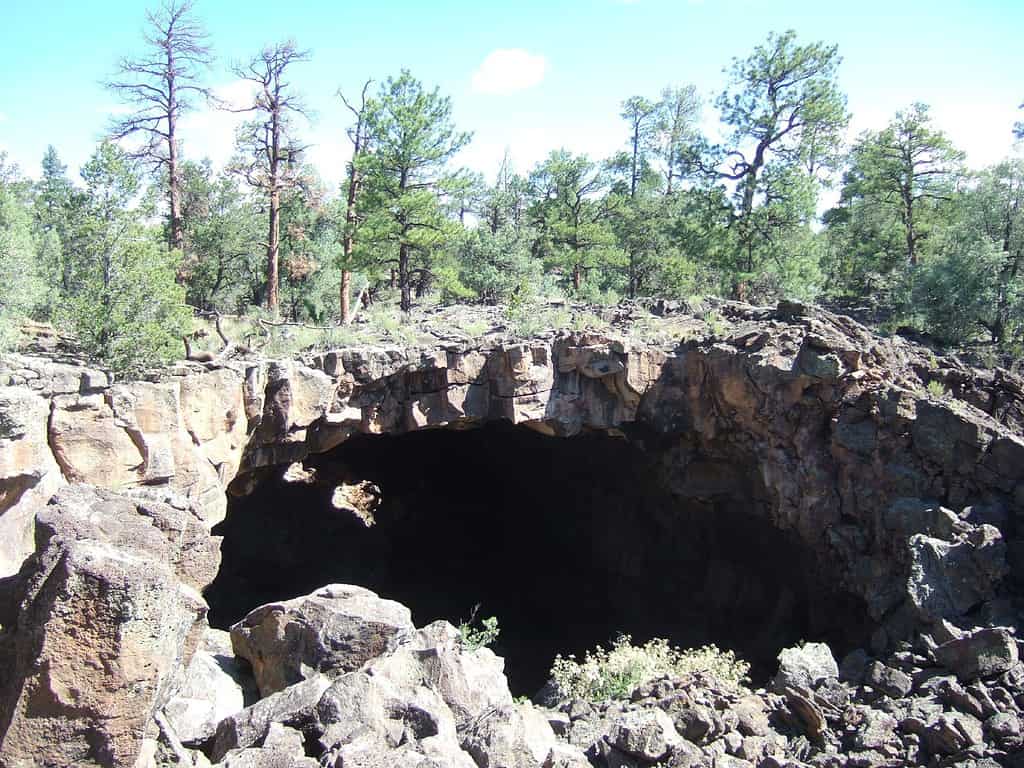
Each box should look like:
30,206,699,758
550,635,750,702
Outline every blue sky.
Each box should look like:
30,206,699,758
1,0,1021,191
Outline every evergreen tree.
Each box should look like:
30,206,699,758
358,70,472,311
59,142,190,371
528,150,620,296
711,30,848,282
0,155,46,346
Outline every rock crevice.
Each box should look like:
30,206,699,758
0,302,1022,766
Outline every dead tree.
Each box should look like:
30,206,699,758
338,80,372,324
106,0,212,253
182,333,214,362
228,41,311,316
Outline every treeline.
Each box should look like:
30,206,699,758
1,1,1022,372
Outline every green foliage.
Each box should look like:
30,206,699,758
56,143,191,373
910,228,1003,344
358,70,472,311
0,158,47,340
550,635,750,703
62,239,191,373
838,103,964,270
4,39,1023,374
459,612,500,651
926,379,949,399
714,30,848,274
528,150,621,296
456,225,543,305
703,309,726,337
178,160,263,312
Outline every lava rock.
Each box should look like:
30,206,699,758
606,708,683,760
0,485,218,768
906,528,1007,623
462,703,557,768
163,628,256,746
543,743,592,768
773,643,839,691
231,583,414,696
934,627,1020,681
214,747,319,768
864,661,913,698
211,675,332,762
921,712,984,755
849,707,897,751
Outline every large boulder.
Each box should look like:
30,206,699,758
0,485,220,768
605,708,683,761
214,721,319,768
211,675,332,762
365,620,514,727
231,584,414,697
933,627,1020,681
315,619,520,768
906,526,1007,622
316,670,474,768
0,386,65,578
462,703,557,768
772,643,839,691
162,628,256,746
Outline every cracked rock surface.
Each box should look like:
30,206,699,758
0,300,1022,766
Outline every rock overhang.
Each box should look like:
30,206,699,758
1,300,1023,765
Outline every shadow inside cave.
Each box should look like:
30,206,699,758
205,422,871,695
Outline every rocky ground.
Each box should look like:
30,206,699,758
1,299,1023,767
137,579,1024,768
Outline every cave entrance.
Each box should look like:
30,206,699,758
205,423,871,695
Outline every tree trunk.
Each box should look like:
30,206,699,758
267,188,280,314
168,135,184,253
340,269,352,325
572,261,582,292
631,123,640,199
266,104,282,315
166,59,184,254
340,91,367,324
902,176,917,267
994,217,1021,343
399,243,412,312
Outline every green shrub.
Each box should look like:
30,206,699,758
459,613,500,651
60,239,191,374
926,379,948,399
550,635,749,703
457,225,543,305
703,310,726,337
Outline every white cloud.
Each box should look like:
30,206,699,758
470,49,547,95
0,112,8,123
176,79,258,169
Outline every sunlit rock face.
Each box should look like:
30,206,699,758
0,300,1022,766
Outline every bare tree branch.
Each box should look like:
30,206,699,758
105,0,213,253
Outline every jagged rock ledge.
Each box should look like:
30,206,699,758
0,301,1023,766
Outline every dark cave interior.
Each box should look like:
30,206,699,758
205,423,872,695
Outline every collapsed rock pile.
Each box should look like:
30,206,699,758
148,588,1024,768
553,635,1023,768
